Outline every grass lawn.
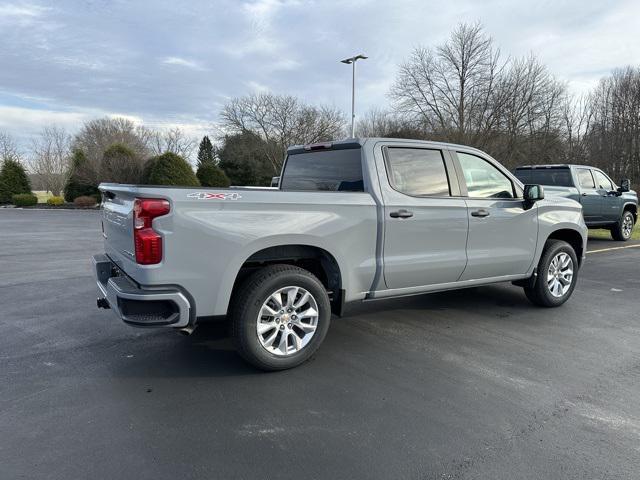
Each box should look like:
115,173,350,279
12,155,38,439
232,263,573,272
588,223,640,241
33,191,53,203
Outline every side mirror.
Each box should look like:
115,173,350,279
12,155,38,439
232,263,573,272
618,178,631,193
524,184,544,204
271,176,280,188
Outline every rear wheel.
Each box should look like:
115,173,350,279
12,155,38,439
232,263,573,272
611,210,635,241
524,239,578,307
230,264,331,371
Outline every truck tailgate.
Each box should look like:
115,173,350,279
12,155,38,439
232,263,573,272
100,186,138,266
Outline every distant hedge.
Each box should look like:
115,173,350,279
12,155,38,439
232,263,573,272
141,152,199,186
12,193,38,207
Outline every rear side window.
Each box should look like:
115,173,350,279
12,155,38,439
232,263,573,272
385,148,450,196
514,168,573,187
280,148,364,191
576,168,595,189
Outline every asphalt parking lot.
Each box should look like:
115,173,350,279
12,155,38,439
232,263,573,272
2,209,640,480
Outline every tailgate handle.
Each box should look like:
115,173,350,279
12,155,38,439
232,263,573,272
390,209,413,219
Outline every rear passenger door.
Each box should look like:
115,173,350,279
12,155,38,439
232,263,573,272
574,168,602,222
454,151,537,280
381,146,468,289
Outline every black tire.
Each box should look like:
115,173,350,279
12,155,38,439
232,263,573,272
230,264,331,371
524,239,578,308
610,210,635,241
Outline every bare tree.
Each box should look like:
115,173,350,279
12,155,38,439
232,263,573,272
148,127,197,160
584,67,640,179
220,93,345,171
0,131,21,162
29,126,71,196
357,108,427,139
390,22,505,146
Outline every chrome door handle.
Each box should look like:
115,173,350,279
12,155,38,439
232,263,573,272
390,209,413,219
471,209,490,218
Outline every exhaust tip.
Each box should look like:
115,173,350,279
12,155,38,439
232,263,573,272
178,325,197,336
97,298,110,309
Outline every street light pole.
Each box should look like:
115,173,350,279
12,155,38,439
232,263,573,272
341,54,368,138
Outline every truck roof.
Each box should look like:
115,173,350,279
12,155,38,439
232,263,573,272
515,164,593,170
287,137,490,156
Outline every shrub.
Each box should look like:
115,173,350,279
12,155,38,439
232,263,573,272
197,162,231,187
47,196,65,206
74,195,97,207
64,149,99,202
100,143,142,184
0,159,32,204
12,193,38,207
141,152,199,186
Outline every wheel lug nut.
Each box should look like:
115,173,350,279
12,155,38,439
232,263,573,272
275,318,280,323
291,315,297,320
287,308,292,313
279,310,284,314
279,325,284,330
287,323,292,329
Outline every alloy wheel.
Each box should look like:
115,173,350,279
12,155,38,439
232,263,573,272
256,286,319,356
547,252,573,298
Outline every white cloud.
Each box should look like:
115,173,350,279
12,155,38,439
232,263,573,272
160,56,206,70
0,3,47,18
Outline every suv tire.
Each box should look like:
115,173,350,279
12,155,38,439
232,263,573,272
524,239,578,308
611,210,635,241
230,264,331,371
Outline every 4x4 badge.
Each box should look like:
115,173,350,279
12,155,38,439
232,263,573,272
187,192,242,200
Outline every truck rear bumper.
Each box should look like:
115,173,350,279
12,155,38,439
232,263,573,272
93,254,192,328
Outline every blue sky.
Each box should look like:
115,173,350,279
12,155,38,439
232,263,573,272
1,0,639,148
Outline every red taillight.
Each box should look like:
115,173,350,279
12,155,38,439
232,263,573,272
133,198,170,265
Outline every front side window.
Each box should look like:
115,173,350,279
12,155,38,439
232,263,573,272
280,148,364,191
457,152,514,198
593,170,614,191
385,148,450,196
576,168,595,189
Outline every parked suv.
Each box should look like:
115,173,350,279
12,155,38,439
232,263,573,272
514,165,637,241
95,138,587,370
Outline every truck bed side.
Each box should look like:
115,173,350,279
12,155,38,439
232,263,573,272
100,185,378,317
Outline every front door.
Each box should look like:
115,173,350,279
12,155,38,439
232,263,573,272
381,146,468,289
593,169,620,222
454,151,537,280
575,167,602,222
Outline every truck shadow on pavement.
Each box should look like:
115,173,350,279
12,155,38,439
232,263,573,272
110,283,545,378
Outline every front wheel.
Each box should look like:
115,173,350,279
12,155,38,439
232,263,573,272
230,264,331,371
524,239,578,307
611,210,635,241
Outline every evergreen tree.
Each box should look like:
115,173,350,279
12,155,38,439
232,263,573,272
197,135,215,168
141,152,200,186
64,149,99,202
197,162,231,187
0,158,32,204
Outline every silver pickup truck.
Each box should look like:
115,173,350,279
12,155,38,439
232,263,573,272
514,164,638,241
94,138,587,370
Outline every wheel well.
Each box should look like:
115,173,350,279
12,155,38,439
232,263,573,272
233,245,343,314
623,204,637,221
547,229,584,265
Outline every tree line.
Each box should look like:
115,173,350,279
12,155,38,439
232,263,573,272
1,21,639,203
